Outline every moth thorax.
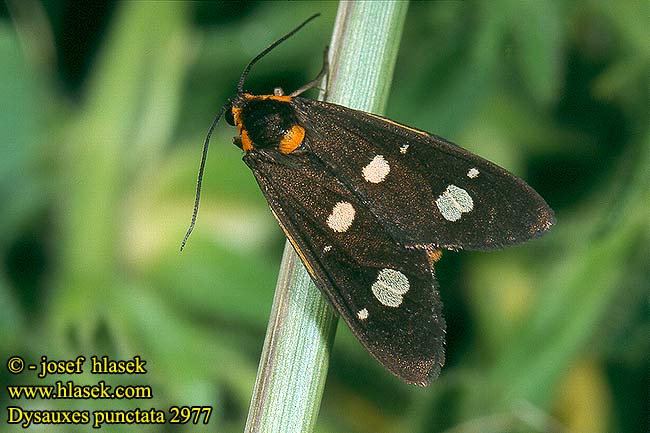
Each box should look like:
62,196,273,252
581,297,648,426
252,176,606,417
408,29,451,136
241,99,298,150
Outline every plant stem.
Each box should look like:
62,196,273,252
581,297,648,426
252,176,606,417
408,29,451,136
244,2,409,432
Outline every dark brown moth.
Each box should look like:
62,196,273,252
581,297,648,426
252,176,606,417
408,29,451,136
183,14,555,385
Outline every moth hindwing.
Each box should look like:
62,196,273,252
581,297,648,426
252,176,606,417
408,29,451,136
186,15,555,386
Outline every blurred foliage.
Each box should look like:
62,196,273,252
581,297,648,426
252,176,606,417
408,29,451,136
0,1,648,433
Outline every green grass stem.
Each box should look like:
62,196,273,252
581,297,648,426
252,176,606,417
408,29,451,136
244,2,409,432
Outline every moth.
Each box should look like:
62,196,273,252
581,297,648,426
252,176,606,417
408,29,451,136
182,14,555,386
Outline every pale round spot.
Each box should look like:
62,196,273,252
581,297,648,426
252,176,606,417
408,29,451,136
357,308,369,320
436,196,462,221
435,184,474,222
400,144,409,154
467,167,480,178
326,201,355,232
323,245,332,252
362,155,390,183
371,268,410,307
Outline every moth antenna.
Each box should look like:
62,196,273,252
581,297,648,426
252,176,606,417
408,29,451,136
180,104,228,251
237,13,320,94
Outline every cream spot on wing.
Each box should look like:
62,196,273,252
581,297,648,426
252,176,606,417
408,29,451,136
371,268,410,307
400,144,409,154
362,155,390,183
323,245,332,252
357,308,369,320
467,167,480,178
435,184,474,222
326,201,355,232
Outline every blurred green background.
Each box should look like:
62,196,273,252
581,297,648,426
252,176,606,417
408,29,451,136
1,1,648,432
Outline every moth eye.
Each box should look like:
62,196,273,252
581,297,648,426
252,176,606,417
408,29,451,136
225,107,235,126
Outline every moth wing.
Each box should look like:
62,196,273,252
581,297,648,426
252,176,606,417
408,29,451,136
244,149,446,385
291,98,555,251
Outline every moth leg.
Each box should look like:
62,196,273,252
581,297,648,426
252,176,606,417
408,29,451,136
289,46,329,97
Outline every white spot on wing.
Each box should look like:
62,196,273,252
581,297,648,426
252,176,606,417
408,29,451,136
467,167,480,178
400,144,409,154
362,155,390,183
323,245,332,252
435,184,474,222
326,201,355,232
357,308,369,320
371,268,410,307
